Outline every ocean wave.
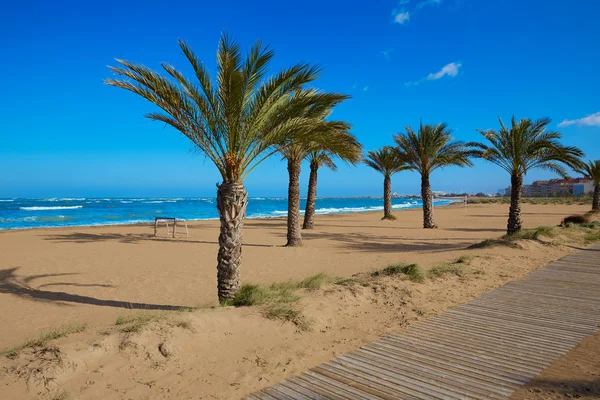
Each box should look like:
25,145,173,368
0,199,14,202
20,206,83,211
43,197,86,202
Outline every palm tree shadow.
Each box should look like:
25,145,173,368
302,231,472,253
43,232,273,247
0,267,188,310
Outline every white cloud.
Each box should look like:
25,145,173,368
405,61,462,86
416,0,442,9
427,62,462,80
393,10,410,24
363,86,369,92
352,82,358,89
380,48,394,60
558,112,600,128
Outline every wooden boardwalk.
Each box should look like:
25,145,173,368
245,243,600,399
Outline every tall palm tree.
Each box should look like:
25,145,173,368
576,160,600,211
282,129,361,246
302,138,362,230
475,116,584,234
363,146,408,220
106,35,350,301
394,122,475,228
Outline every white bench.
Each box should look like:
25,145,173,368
154,217,189,238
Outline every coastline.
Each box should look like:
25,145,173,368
0,197,461,232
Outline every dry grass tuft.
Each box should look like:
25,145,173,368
371,263,425,283
115,313,161,333
1,323,87,358
428,264,465,278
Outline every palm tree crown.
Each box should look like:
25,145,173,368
577,160,600,185
394,122,475,175
106,34,348,184
363,146,407,177
474,116,584,234
307,151,337,171
474,116,584,177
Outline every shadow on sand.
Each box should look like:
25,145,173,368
43,232,272,247
0,267,188,310
518,378,600,398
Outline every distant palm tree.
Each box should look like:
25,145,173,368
364,146,408,220
302,139,362,230
106,35,350,301
475,117,584,234
576,160,600,211
282,128,361,246
394,123,475,228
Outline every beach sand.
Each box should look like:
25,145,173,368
0,202,596,399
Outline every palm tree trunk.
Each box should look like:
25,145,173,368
507,174,523,234
302,162,318,229
216,181,248,301
593,184,599,211
286,158,303,246
383,174,394,220
421,174,435,228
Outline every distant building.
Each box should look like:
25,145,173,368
574,180,595,195
503,177,592,197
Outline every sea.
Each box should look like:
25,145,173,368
0,197,456,230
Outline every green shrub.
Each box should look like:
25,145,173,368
561,215,590,226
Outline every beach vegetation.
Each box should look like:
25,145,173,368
394,123,476,228
115,313,161,333
428,263,465,278
473,116,584,235
363,147,409,220
106,34,353,301
561,214,590,226
371,263,425,282
455,255,473,264
1,323,87,358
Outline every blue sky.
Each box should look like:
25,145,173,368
1,0,599,198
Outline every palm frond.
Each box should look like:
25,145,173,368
364,146,408,177
393,122,475,175
106,35,351,183
473,116,585,178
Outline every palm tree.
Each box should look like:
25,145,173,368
475,116,584,234
302,138,362,230
106,35,350,301
363,146,408,220
394,122,475,228
282,128,361,246
575,160,600,211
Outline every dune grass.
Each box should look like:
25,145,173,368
428,264,465,278
471,220,600,249
371,263,425,283
1,323,87,358
428,255,476,278
115,313,162,333
222,273,333,330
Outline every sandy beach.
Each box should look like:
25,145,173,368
0,202,597,399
